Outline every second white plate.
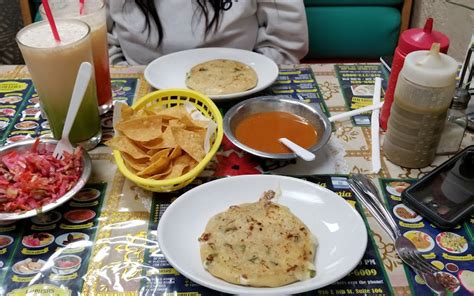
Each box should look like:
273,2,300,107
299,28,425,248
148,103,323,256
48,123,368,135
157,175,368,295
144,47,279,100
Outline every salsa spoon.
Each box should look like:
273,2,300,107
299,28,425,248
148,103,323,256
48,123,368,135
278,138,315,161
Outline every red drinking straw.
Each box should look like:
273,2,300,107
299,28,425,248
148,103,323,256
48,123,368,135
41,0,61,42
79,0,85,15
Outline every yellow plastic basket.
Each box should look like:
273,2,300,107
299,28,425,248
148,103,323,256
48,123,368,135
113,89,223,192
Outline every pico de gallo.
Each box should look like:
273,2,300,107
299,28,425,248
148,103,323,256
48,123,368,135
0,139,83,213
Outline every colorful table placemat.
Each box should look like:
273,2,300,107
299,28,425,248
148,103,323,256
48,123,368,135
142,175,393,295
0,78,138,146
217,66,329,117
0,184,106,296
270,67,324,100
334,65,388,126
0,80,35,145
269,67,329,116
379,178,474,295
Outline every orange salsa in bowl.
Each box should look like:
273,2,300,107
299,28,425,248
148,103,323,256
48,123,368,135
223,96,331,159
234,111,318,154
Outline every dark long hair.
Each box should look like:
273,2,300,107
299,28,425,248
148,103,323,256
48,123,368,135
133,0,228,46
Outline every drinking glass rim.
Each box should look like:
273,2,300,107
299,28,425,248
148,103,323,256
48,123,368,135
38,0,105,16
16,19,91,50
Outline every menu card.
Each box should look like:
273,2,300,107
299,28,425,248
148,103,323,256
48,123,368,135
380,178,474,295
142,175,393,295
269,67,325,105
0,80,35,145
334,65,388,126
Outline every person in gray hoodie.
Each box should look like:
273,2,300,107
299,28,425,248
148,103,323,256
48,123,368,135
106,0,309,65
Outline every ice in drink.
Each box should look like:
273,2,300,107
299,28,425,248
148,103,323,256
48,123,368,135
40,0,112,114
17,20,101,149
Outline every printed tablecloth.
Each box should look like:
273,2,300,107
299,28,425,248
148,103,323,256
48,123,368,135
0,64,472,296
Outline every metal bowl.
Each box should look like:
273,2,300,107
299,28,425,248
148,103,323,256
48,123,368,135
223,96,331,159
0,138,91,221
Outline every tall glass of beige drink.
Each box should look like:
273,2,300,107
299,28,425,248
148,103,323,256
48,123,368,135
40,0,113,115
16,20,101,150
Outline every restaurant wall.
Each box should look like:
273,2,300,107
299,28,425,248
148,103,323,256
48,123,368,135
410,0,473,62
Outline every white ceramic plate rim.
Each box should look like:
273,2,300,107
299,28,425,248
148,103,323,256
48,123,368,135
144,47,279,100
157,175,368,295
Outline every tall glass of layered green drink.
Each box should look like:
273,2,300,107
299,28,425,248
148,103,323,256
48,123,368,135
16,20,101,150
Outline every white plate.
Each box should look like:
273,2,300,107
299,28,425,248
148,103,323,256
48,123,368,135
157,175,368,295
144,48,279,100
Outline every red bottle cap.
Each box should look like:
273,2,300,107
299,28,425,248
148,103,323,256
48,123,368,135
398,18,449,55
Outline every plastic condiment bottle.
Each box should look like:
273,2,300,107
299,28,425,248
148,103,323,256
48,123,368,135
380,18,449,130
437,88,471,154
383,43,458,168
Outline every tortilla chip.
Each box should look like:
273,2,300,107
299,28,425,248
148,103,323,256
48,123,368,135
183,163,196,175
164,163,189,179
137,157,170,177
133,109,148,118
150,165,173,180
120,104,134,121
156,126,177,149
169,146,182,159
172,127,206,162
167,119,186,129
110,102,213,181
105,136,149,159
174,153,197,167
141,138,163,150
116,115,163,142
122,152,149,172
150,148,172,163
180,111,209,129
152,105,187,119
146,149,160,156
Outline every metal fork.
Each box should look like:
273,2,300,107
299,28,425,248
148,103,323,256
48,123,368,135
348,174,448,295
53,62,92,159
350,174,439,272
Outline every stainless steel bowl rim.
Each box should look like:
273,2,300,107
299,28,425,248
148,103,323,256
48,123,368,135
223,96,332,159
0,138,92,221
